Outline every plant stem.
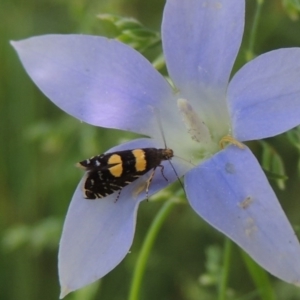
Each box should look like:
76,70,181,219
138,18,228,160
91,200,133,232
128,198,177,300
240,250,276,300
247,0,264,61
218,238,233,300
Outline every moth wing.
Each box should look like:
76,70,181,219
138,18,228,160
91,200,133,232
82,169,143,199
77,154,121,171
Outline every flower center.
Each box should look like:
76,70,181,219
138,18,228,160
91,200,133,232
177,98,212,144
175,97,237,164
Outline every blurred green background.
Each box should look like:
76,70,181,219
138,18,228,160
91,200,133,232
1,0,300,299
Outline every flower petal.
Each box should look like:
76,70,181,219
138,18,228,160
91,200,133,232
11,35,174,137
59,138,190,297
162,0,244,94
185,146,300,284
59,177,139,298
228,48,300,141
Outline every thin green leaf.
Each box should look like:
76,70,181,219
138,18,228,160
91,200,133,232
259,141,287,190
240,250,276,300
282,0,300,20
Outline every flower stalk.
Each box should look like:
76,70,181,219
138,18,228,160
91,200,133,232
128,197,177,300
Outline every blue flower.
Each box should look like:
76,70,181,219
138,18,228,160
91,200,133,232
12,0,300,297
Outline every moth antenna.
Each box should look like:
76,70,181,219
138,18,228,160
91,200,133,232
173,155,196,167
167,160,187,198
153,107,168,149
153,108,188,196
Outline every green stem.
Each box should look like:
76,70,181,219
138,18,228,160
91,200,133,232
218,238,233,300
128,198,177,300
240,250,276,300
247,0,264,61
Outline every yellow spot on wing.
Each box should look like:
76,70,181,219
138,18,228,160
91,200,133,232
108,154,122,177
132,149,146,171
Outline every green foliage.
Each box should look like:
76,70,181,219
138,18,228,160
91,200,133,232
240,250,276,300
72,281,101,300
286,126,300,176
96,13,165,70
199,245,222,287
97,14,161,53
259,140,287,190
2,217,62,254
283,0,300,20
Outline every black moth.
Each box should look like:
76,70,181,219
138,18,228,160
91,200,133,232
77,148,174,201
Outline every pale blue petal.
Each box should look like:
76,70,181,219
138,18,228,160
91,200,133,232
228,48,300,141
59,178,137,298
59,138,190,297
11,35,174,137
162,0,244,95
185,146,300,284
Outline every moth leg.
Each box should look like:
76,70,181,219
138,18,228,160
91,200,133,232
158,164,168,182
114,189,122,203
145,168,156,201
144,165,167,201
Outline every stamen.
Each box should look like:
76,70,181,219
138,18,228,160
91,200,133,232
177,98,211,144
219,135,245,149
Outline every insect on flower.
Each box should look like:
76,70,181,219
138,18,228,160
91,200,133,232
76,110,182,201
76,147,174,201
12,0,300,296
